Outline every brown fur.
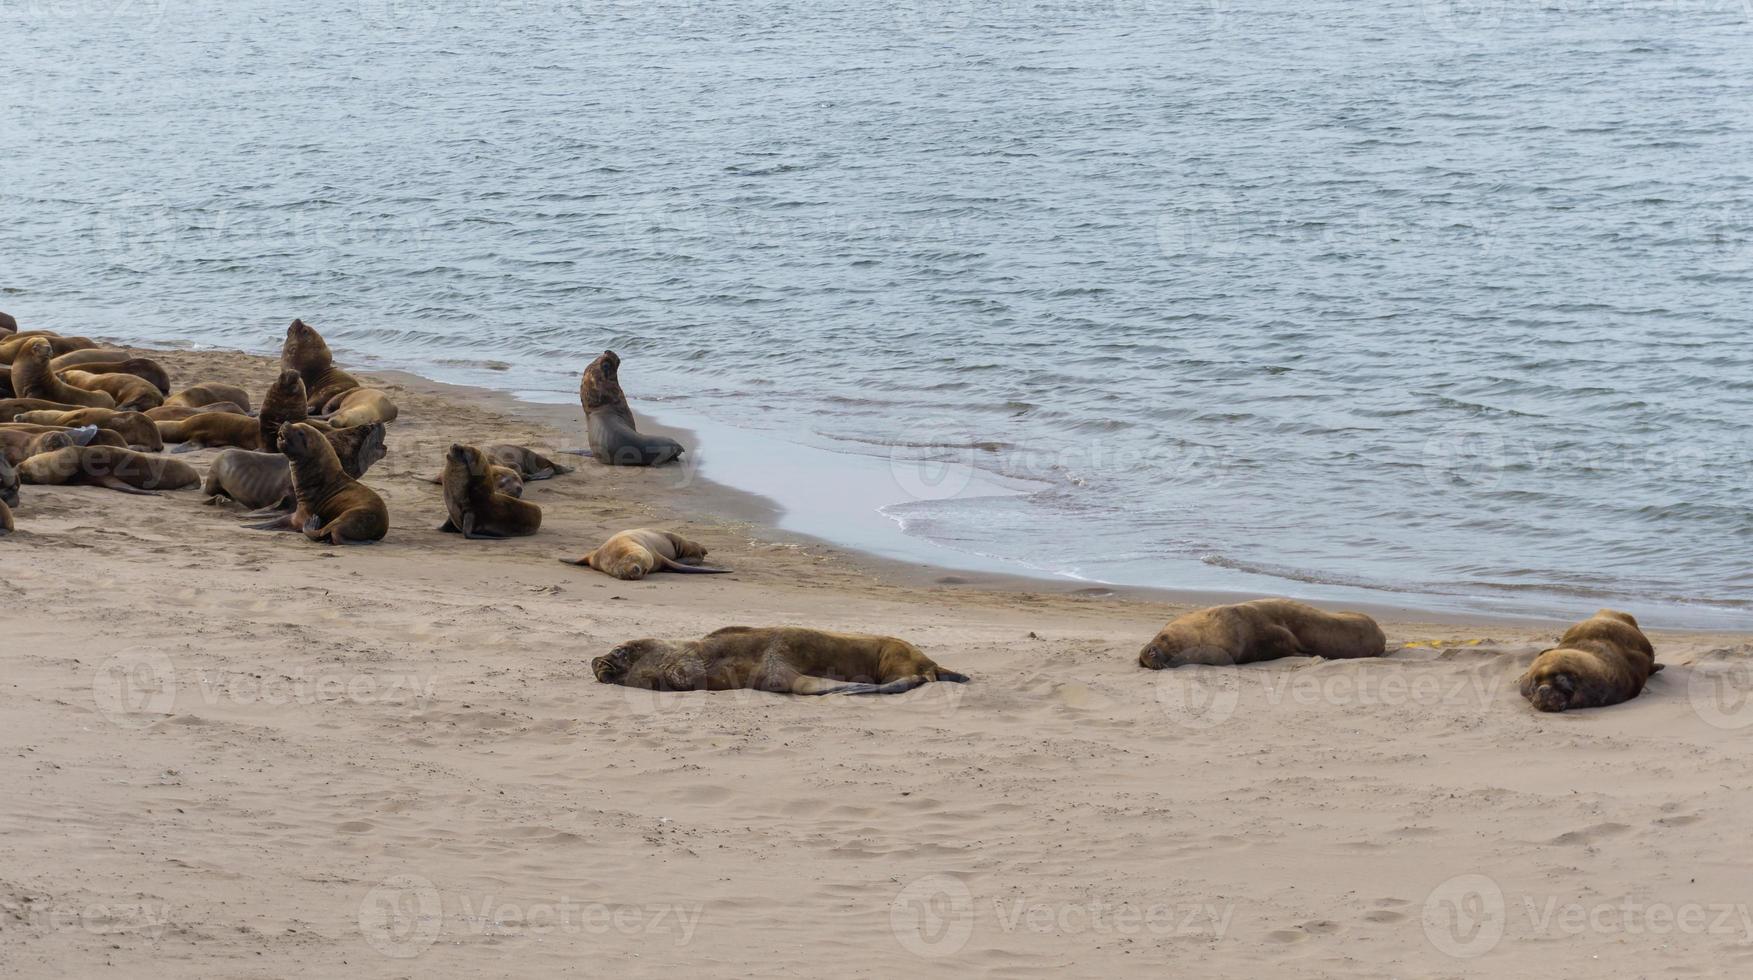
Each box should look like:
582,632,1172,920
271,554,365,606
1138,598,1387,668
52,356,171,395
280,319,360,411
319,386,397,427
561,527,729,579
0,429,80,466
0,311,15,335
593,626,969,695
204,423,386,511
436,443,541,538
578,350,685,466
483,443,573,480
244,422,387,544
1519,609,1661,712
12,409,162,451
10,340,115,409
259,370,308,451
0,495,11,534
59,369,163,411
164,382,252,413
0,455,17,507
144,402,248,422
0,397,88,420
158,412,263,452
0,332,98,363
18,445,199,495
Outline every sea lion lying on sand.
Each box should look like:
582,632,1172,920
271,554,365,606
245,422,387,544
59,369,163,411
436,443,541,538
55,356,171,396
204,423,385,511
484,443,572,481
281,319,360,412
1519,609,1661,712
10,340,115,409
13,409,163,451
578,350,684,466
0,332,98,362
145,402,249,422
19,444,199,495
0,428,81,466
0,397,91,419
1138,598,1387,669
318,387,397,427
561,527,730,579
158,411,265,452
164,382,252,413
594,626,970,695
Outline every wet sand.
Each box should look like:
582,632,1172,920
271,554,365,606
3,345,1752,978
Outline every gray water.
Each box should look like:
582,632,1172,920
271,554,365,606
6,0,1752,626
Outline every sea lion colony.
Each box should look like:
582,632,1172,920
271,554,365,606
0,311,1672,708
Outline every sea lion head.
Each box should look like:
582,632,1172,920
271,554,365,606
446,442,491,476
592,638,668,684
269,368,305,400
0,456,17,506
29,430,80,456
278,422,320,457
579,350,631,415
1523,661,1576,712
339,422,387,476
20,338,52,367
281,319,332,373
1137,624,1232,670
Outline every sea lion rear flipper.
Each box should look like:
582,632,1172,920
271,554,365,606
1652,663,1665,673
787,675,884,696
558,549,595,567
170,441,202,454
557,448,593,457
934,669,971,683
244,513,297,531
415,474,442,485
97,476,160,496
656,556,732,574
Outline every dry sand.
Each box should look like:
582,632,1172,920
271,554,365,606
3,345,1752,978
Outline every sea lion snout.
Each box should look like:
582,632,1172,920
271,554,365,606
1139,643,1169,670
1529,676,1574,712
593,645,639,683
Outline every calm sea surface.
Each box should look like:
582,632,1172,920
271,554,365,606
6,0,1752,625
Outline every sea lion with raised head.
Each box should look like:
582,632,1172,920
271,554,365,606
53,356,172,395
560,527,729,579
1138,598,1387,669
258,369,308,451
483,443,573,481
280,319,361,412
0,332,98,363
163,382,252,413
204,423,386,511
594,626,969,695
10,340,115,409
436,443,541,538
578,350,685,466
1519,609,1661,712
18,444,199,495
12,409,162,451
59,369,163,411
318,386,397,427
144,402,249,422
244,422,387,544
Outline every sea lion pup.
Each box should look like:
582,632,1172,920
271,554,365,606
0,429,82,466
164,382,253,413
594,626,970,695
1519,609,1661,712
18,444,200,495
58,369,163,411
11,409,162,451
560,527,730,579
484,443,572,481
245,422,387,544
157,411,264,452
205,423,386,511
436,443,541,538
280,318,360,412
54,356,172,395
317,386,397,427
144,402,249,422
1137,598,1387,669
10,340,116,409
258,369,308,451
0,332,98,362
578,350,685,466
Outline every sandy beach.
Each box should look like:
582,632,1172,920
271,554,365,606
3,343,1752,979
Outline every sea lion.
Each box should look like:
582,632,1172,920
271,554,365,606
559,527,730,579
1137,598,1387,669
50,348,131,370
0,311,16,335
483,443,573,481
0,332,98,362
594,626,970,695
415,460,525,496
163,382,252,413
244,422,387,545
578,350,685,466
0,454,17,507
10,340,115,409
436,443,541,538
53,356,171,395
11,409,162,451
1519,609,1661,712
204,423,387,511
0,397,83,420
59,369,163,411
280,319,360,412
0,496,11,535
318,386,397,427
144,402,249,422
258,369,308,451
18,444,199,495
157,411,264,452
0,428,82,466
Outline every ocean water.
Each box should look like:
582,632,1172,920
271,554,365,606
6,0,1752,626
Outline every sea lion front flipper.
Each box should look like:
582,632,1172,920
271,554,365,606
656,556,732,574
558,549,595,567
170,441,204,454
437,517,460,533
1652,663,1665,673
97,476,160,496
